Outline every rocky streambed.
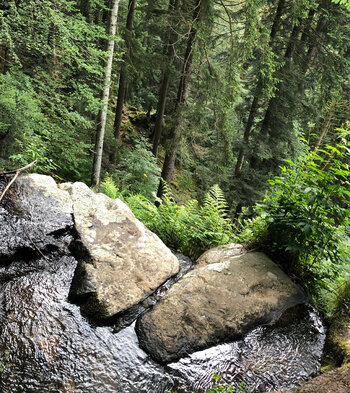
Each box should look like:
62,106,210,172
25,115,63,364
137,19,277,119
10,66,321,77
0,175,327,392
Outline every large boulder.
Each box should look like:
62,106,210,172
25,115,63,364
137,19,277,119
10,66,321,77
196,242,244,267
136,247,307,363
0,174,74,264
59,182,180,320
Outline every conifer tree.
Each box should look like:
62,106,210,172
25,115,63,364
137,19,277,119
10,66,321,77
113,0,137,143
157,0,211,199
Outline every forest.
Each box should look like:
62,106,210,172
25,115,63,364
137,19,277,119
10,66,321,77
2,1,350,391
1,0,350,319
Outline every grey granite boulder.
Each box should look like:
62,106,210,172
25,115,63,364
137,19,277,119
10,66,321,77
136,248,307,363
196,242,244,267
59,182,180,319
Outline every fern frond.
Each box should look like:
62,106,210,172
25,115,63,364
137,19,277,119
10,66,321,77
159,179,176,205
100,173,120,199
203,184,228,213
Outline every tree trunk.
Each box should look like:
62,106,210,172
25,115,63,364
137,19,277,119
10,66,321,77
233,0,286,178
234,95,259,177
91,0,120,190
298,1,330,100
152,71,171,156
113,0,136,143
300,7,316,45
259,20,303,137
314,101,337,151
0,46,9,74
157,0,209,199
80,0,91,21
152,0,180,157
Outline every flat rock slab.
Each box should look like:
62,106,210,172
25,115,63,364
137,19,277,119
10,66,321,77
60,182,180,319
0,174,73,263
136,249,307,363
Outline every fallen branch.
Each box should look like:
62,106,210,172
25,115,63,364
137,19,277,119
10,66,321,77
0,160,37,203
0,160,38,177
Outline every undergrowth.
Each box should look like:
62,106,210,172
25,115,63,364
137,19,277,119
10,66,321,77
101,138,350,317
237,138,350,315
100,176,236,259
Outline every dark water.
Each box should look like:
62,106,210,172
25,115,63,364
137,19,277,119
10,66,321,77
0,253,326,393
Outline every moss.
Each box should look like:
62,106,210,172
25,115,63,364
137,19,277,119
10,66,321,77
322,314,350,370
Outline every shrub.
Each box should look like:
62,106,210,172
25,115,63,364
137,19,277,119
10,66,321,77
112,137,161,200
0,71,94,180
128,183,235,259
99,173,122,200
240,139,350,290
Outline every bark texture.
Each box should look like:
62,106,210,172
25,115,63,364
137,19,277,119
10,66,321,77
92,0,120,190
113,0,137,143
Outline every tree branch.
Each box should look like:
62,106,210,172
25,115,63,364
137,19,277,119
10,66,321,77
0,160,37,203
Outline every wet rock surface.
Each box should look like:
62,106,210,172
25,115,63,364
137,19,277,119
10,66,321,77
0,175,327,392
0,174,74,265
136,250,307,363
0,174,180,322
0,253,326,393
196,242,244,267
59,182,180,320
112,253,193,332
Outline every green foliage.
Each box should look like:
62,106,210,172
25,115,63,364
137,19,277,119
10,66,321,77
333,276,350,315
0,70,93,178
206,373,252,393
0,0,107,181
259,43,282,99
10,137,58,174
112,137,161,200
240,139,350,289
333,0,350,8
315,264,350,318
99,173,122,200
0,351,10,374
0,71,49,170
126,183,236,259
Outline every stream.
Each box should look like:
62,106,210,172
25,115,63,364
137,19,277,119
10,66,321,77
0,251,326,393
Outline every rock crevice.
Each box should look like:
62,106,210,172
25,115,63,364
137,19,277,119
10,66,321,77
0,174,180,323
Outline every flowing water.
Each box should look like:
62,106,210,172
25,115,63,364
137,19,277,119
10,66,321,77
0,252,326,393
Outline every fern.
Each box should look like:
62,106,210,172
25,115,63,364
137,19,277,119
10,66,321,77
203,184,228,213
100,173,121,200
198,185,233,245
126,194,160,231
99,179,236,259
